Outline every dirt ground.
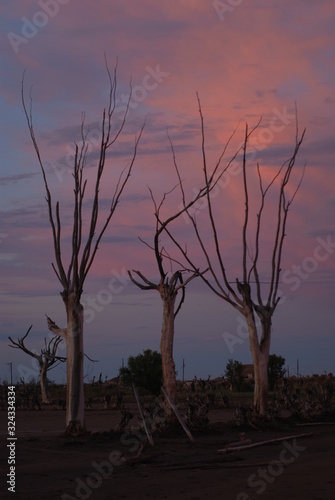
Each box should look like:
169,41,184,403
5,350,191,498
1,407,335,500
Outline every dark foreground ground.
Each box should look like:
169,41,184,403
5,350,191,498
1,407,335,500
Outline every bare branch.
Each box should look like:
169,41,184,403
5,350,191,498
45,315,66,337
81,120,146,285
242,123,249,283
84,353,99,363
240,119,263,285
41,335,65,368
128,270,158,290
23,63,144,300
138,236,155,252
8,325,41,361
168,98,259,306
9,325,65,371
269,125,306,307
22,74,68,288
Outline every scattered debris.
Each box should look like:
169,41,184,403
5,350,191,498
296,422,335,426
115,405,134,432
162,386,195,442
218,432,313,454
274,377,335,419
132,382,154,446
186,393,210,428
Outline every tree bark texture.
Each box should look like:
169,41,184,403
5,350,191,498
160,293,178,418
245,308,271,416
40,365,50,404
63,291,85,434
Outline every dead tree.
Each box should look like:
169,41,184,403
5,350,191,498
22,60,145,435
163,96,305,417
8,325,65,404
128,193,199,417
128,135,238,418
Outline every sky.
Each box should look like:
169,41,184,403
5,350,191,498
0,0,334,384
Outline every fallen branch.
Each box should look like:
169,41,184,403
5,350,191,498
218,432,313,453
226,439,252,448
296,422,335,426
161,386,195,442
132,382,154,446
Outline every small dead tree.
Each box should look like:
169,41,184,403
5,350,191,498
8,325,65,404
163,96,305,417
22,60,145,434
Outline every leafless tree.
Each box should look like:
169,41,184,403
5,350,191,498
8,325,65,404
128,128,239,418
128,191,199,418
162,96,305,416
22,60,145,434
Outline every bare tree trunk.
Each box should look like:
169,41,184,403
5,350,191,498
40,365,50,404
246,309,271,416
129,268,198,423
160,295,178,416
63,291,85,434
253,354,269,416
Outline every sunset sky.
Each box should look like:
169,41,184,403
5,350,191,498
1,0,334,384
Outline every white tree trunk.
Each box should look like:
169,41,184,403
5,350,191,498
253,350,269,416
245,308,271,416
40,365,50,404
64,292,85,434
160,296,177,419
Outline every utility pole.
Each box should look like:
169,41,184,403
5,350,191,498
182,358,185,382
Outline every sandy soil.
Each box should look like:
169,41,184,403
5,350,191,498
1,407,335,500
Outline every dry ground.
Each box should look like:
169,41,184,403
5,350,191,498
1,406,335,500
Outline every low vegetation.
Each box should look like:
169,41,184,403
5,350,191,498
1,372,334,428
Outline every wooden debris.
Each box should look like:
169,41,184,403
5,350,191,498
161,386,195,442
218,432,313,453
132,382,154,446
296,422,335,426
226,439,253,448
